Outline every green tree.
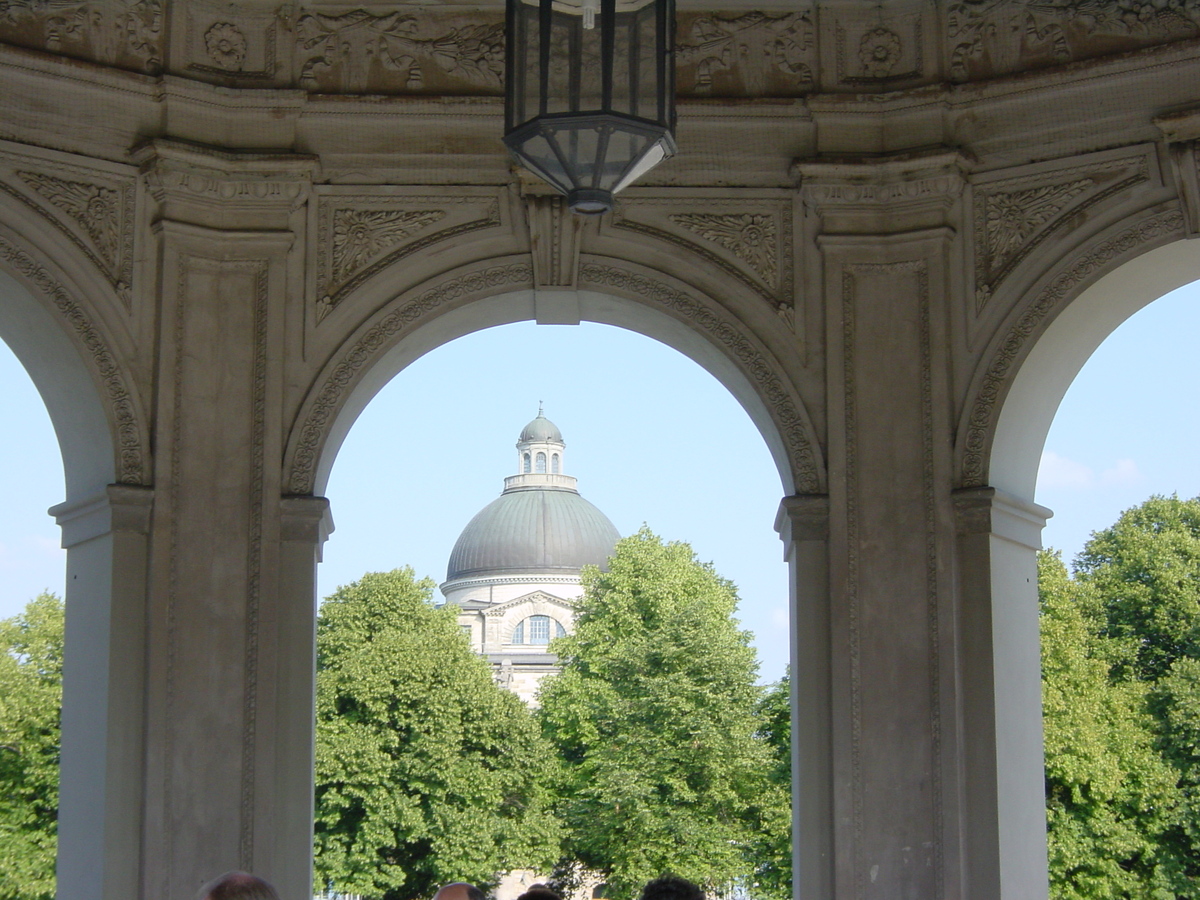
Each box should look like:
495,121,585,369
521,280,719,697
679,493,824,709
1039,552,1178,900
1073,496,1200,894
537,528,782,899
749,671,791,900
0,592,63,900
314,569,561,900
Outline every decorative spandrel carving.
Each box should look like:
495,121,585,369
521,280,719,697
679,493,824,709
332,208,446,285
612,197,795,327
295,10,504,94
0,0,163,72
315,191,502,320
676,11,814,96
0,159,135,306
670,213,777,286
946,0,1200,82
971,152,1151,311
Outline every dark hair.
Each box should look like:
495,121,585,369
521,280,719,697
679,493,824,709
197,872,281,900
516,886,562,900
467,887,486,900
639,876,704,900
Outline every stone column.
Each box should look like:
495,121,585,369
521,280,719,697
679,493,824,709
776,495,832,900
53,485,154,900
131,141,324,900
798,154,969,899
953,487,1052,900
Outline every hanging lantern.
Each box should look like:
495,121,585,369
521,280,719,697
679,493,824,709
504,0,676,215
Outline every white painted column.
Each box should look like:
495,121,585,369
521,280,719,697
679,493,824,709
953,488,1052,900
53,485,154,900
776,495,832,900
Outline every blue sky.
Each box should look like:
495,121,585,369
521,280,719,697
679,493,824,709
1,282,1197,683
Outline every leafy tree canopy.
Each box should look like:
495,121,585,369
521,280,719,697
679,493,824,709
0,592,63,900
1039,552,1178,900
537,528,783,899
314,569,561,900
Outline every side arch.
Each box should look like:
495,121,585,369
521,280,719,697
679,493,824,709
957,205,1187,497
285,255,824,498
0,228,149,495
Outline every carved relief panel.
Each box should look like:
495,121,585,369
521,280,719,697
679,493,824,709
0,141,137,308
609,193,797,329
969,147,1157,317
0,0,163,72
676,10,816,96
312,187,504,321
169,2,287,85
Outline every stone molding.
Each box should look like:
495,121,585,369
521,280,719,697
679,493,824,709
4,1,1198,92
952,486,1052,551
525,194,584,291
50,483,154,547
959,206,1186,488
279,495,333,550
481,591,576,617
970,148,1154,313
0,231,148,484
774,493,829,544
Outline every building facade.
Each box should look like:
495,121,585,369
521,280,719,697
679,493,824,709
441,411,620,703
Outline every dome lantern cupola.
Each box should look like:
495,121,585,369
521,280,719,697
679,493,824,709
516,403,565,476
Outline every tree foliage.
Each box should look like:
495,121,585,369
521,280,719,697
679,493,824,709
537,529,782,899
313,569,561,900
1072,496,1200,894
0,592,63,900
749,670,792,900
1039,552,1178,900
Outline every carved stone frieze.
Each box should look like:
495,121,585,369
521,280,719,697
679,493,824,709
0,0,163,72
946,0,1200,82
676,10,815,96
0,153,135,306
295,10,504,94
313,190,502,320
970,151,1152,311
611,196,794,325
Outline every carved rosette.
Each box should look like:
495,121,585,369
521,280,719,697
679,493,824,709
611,198,795,325
970,151,1153,312
314,191,503,320
833,11,924,84
0,155,136,306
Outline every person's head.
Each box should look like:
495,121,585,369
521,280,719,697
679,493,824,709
432,883,486,900
639,876,704,900
516,885,561,900
196,872,281,900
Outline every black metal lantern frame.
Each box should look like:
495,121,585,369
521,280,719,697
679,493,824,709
504,0,676,215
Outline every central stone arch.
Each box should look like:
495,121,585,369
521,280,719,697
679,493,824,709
285,254,825,501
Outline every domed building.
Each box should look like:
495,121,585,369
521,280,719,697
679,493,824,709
441,409,620,703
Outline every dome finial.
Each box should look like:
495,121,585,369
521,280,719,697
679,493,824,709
538,400,543,417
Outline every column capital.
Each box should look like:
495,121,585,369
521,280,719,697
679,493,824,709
279,495,334,556
49,484,154,548
953,486,1052,550
775,493,829,544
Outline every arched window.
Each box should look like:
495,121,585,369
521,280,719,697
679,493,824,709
535,451,547,473
523,452,531,473
511,615,565,645
551,453,560,474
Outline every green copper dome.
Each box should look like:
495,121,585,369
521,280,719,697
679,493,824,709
519,413,563,443
445,484,619,581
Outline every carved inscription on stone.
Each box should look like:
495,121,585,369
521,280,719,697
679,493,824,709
295,10,504,94
946,0,1200,82
0,0,163,72
676,11,814,96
